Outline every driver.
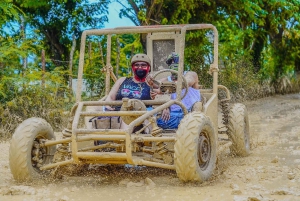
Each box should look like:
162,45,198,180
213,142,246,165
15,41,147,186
104,53,158,129
155,52,201,129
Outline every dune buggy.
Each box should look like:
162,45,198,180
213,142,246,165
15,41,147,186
9,24,250,182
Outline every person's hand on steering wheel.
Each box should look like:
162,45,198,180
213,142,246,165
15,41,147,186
150,91,158,99
146,74,160,89
151,69,188,99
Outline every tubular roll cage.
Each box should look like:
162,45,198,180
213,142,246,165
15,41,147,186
76,24,219,102
41,24,221,171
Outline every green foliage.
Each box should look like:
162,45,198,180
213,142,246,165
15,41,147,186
0,66,72,139
0,34,39,63
11,0,109,74
119,0,300,94
77,33,144,99
119,0,165,25
0,0,22,27
14,0,48,9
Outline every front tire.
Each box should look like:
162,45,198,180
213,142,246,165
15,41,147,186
9,118,56,182
174,112,217,182
228,103,250,156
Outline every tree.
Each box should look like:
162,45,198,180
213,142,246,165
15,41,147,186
118,0,300,88
12,0,109,70
0,0,22,27
0,0,37,79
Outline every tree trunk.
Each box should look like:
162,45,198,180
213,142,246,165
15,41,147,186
88,41,92,66
41,50,46,88
20,16,27,69
130,45,135,75
99,41,105,66
68,34,76,102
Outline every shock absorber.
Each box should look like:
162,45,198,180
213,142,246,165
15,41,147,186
149,117,173,164
220,99,230,132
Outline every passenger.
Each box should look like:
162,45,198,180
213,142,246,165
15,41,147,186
155,52,201,129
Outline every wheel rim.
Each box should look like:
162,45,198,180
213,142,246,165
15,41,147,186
197,131,211,169
31,136,48,171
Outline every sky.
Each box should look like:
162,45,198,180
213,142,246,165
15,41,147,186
97,1,135,28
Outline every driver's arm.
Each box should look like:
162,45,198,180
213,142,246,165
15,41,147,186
104,77,126,110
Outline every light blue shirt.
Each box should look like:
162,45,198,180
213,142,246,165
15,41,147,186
170,87,201,112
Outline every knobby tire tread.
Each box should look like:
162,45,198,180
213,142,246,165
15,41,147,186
174,112,216,182
9,118,55,182
228,103,250,156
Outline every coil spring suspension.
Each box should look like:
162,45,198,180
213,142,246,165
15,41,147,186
151,127,169,155
150,118,173,164
220,99,230,132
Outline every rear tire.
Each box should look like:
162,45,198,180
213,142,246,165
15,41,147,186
228,103,250,156
9,118,56,182
174,112,217,182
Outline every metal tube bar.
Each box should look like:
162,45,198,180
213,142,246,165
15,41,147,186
203,94,217,113
83,24,216,37
131,136,175,142
72,102,84,162
42,138,71,147
86,160,127,164
77,135,126,141
137,160,175,170
78,143,123,152
218,85,231,100
84,27,183,36
81,100,166,106
80,111,147,116
129,100,187,127
69,103,79,117
75,129,126,135
128,100,176,127
40,159,73,170
77,152,127,160
213,71,218,95
176,26,186,101
105,35,112,95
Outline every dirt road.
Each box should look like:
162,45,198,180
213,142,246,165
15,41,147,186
1,94,300,201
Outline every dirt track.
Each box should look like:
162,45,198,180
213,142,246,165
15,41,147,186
1,94,300,201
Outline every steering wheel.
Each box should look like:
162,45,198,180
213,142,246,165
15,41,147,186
151,69,188,99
